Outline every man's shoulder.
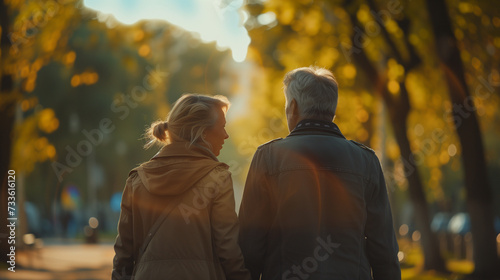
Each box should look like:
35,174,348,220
257,138,283,150
350,140,376,154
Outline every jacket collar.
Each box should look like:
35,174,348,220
134,141,225,196
152,141,219,162
288,119,346,139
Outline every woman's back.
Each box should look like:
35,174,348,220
114,143,248,280
112,94,250,280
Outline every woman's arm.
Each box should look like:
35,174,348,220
112,174,136,280
210,168,251,280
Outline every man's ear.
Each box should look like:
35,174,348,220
290,98,299,116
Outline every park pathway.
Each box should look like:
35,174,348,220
0,240,114,280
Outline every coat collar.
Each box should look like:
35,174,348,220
152,141,219,162
288,119,346,139
134,141,225,196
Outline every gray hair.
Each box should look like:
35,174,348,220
283,66,338,120
145,93,229,149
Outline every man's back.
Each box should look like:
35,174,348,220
239,120,401,280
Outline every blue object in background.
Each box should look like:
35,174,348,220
448,213,471,235
61,185,81,210
110,192,122,213
431,212,452,233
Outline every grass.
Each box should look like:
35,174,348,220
399,239,474,280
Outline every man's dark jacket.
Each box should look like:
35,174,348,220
239,119,401,280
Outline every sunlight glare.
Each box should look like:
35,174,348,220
83,0,250,62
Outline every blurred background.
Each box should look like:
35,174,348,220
0,0,499,279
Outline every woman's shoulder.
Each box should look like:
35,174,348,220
212,164,229,173
209,164,231,181
196,164,231,189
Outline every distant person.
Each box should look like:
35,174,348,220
112,94,250,280
239,67,401,280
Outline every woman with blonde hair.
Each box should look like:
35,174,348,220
112,94,250,280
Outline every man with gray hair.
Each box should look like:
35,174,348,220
239,66,401,280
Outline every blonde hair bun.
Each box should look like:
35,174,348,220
152,121,168,141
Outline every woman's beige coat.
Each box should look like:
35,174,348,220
112,142,250,280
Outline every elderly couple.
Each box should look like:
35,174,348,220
112,67,401,280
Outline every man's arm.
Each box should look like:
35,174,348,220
365,158,401,280
239,147,273,280
112,175,136,280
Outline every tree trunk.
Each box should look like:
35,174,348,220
340,1,446,270
390,84,446,271
0,0,17,264
426,0,499,277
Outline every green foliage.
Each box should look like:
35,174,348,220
4,0,237,227
3,0,499,255
239,0,500,212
